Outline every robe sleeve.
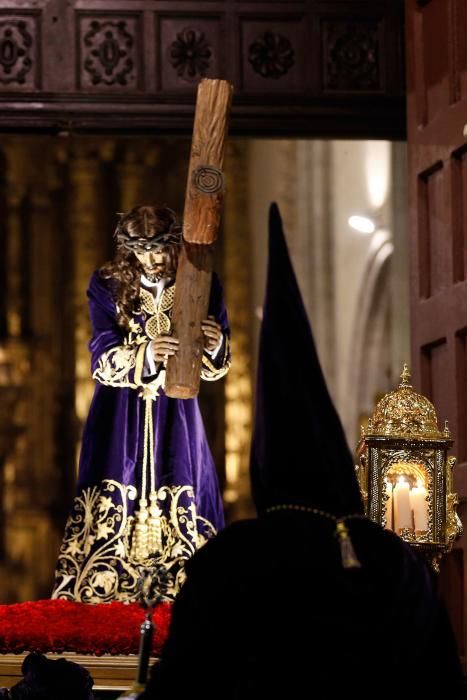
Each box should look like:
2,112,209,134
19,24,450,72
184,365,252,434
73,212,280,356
87,271,150,388
201,272,231,382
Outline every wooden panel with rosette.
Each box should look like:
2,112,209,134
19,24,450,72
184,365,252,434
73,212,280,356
0,0,404,137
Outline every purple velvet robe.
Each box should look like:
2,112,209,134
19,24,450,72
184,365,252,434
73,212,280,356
52,271,230,603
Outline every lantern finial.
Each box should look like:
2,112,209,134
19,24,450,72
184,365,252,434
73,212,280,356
399,363,412,388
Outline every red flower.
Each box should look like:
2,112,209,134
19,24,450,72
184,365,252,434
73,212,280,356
0,600,171,656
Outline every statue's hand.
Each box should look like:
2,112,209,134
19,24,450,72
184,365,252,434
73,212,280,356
151,335,179,363
202,316,222,351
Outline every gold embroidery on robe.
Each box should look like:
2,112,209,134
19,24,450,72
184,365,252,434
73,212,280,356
92,283,229,389
202,336,231,381
140,285,175,339
92,345,139,387
52,480,217,603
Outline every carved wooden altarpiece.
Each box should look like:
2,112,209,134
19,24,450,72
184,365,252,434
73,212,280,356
0,0,405,137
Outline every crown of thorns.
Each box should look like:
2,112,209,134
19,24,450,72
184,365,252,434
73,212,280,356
115,213,182,252
116,230,182,251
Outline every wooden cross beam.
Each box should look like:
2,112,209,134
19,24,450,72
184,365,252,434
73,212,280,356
164,78,233,399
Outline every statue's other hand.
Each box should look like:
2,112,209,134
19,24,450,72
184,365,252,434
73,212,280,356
201,316,222,351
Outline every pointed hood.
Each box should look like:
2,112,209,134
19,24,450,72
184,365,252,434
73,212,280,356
250,203,363,518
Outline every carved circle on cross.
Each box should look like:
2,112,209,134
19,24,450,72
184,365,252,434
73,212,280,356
191,165,224,194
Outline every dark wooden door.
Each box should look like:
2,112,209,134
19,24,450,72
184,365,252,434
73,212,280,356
406,0,467,670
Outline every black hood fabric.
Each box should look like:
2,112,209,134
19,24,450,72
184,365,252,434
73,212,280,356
250,202,363,517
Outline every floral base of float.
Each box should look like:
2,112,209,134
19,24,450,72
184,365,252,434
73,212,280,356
0,599,171,692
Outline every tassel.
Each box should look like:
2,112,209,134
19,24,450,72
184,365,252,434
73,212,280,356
131,498,149,562
336,520,361,569
148,491,163,554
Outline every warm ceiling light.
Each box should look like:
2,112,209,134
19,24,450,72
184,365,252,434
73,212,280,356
348,215,376,234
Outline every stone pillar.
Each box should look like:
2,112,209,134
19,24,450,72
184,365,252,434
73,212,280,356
298,141,335,393
248,140,336,392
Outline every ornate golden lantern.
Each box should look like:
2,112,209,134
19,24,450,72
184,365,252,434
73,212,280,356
356,364,462,570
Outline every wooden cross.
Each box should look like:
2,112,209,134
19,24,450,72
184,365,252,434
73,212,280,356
164,78,233,399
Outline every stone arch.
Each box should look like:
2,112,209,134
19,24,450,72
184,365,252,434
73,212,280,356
346,229,394,446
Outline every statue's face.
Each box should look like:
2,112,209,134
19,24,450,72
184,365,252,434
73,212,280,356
134,247,172,280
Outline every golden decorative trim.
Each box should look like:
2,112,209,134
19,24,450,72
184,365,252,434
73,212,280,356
265,504,364,569
139,285,174,340
447,456,463,543
52,480,217,603
93,282,229,391
134,341,149,386
265,502,363,523
201,336,231,381
399,363,411,388
386,461,426,483
363,364,443,440
92,345,138,388
127,318,143,342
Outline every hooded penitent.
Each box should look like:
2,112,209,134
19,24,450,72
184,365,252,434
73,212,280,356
140,203,464,700
250,202,363,518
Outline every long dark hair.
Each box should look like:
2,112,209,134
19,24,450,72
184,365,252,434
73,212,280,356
100,204,182,330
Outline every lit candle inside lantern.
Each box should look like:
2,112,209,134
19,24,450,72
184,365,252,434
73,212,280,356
385,479,393,530
393,477,412,532
410,479,429,532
